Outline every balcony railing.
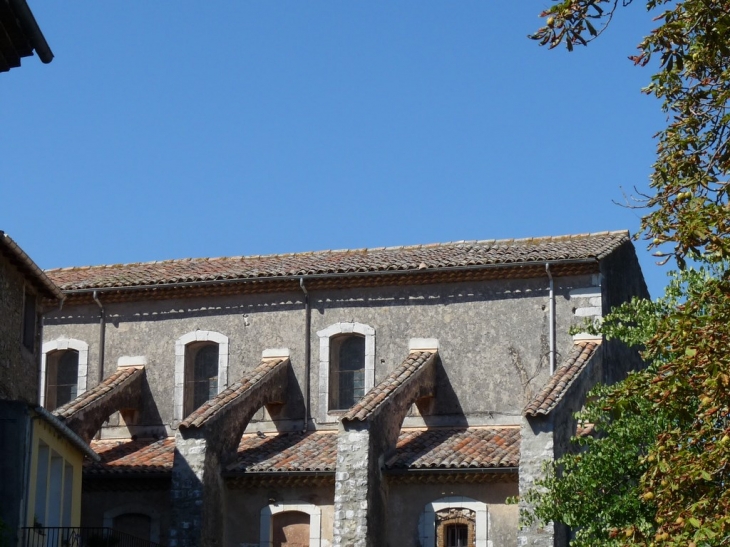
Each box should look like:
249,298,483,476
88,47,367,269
19,527,162,547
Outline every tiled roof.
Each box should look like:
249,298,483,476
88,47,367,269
179,358,288,428
227,427,519,474
342,351,436,422
228,431,338,473
45,232,629,291
85,438,175,476
53,366,143,420
387,427,520,469
524,341,600,417
86,428,520,477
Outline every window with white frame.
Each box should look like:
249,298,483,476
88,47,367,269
41,339,89,411
44,350,79,411
259,501,321,547
174,330,229,421
184,342,219,416
317,322,375,421
418,497,488,547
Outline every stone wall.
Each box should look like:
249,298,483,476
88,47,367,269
0,255,41,402
44,274,602,437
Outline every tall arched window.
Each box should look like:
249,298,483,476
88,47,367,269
184,343,219,416
174,330,229,421
317,322,375,422
329,335,365,410
44,350,79,411
41,338,89,410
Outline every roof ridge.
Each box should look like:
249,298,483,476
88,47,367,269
43,230,630,273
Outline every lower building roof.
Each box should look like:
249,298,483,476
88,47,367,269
85,427,520,478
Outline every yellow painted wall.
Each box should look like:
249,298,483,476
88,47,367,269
26,414,84,528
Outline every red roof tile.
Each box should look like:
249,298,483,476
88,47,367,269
228,431,338,473
388,427,520,469
524,341,600,417
226,427,519,474
179,358,288,428
46,232,629,291
342,351,436,422
53,366,143,420
85,438,174,476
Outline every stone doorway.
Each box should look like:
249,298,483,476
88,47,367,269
271,511,310,547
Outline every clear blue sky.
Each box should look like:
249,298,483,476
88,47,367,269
2,1,669,297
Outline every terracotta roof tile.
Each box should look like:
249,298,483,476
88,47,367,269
387,427,520,469
342,351,436,422
53,366,143,420
226,427,519,474
228,431,338,473
45,232,629,291
85,428,520,477
179,358,288,428
85,438,174,476
524,341,600,417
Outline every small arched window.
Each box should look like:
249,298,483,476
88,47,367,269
184,343,219,416
329,335,365,410
45,350,79,410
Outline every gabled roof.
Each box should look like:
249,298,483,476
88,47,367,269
524,341,600,417
0,0,53,73
179,357,289,429
46,231,629,293
53,366,143,420
0,231,62,300
343,351,436,422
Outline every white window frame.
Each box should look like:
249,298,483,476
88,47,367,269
418,496,490,547
40,339,89,408
174,330,229,422
259,501,322,547
316,322,375,422
103,504,161,544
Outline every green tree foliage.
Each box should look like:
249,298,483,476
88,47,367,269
524,1,730,544
532,0,730,267
522,269,730,546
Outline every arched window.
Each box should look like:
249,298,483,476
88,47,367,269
44,350,79,411
418,497,488,547
329,335,365,410
317,322,375,422
174,330,229,422
113,513,152,541
41,339,89,410
260,501,322,547
103,505,160,544
184,343,219,416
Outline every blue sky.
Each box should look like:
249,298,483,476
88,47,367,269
1,1,669,296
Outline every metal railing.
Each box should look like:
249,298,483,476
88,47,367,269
19,527,162,547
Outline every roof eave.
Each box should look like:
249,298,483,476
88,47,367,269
0,231,63,300
8,0,53,64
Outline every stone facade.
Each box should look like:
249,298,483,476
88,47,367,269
40,233,649,547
